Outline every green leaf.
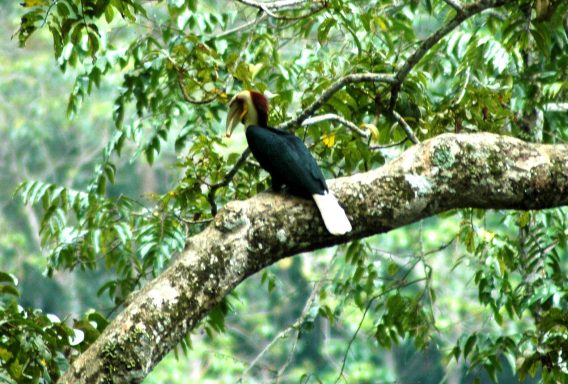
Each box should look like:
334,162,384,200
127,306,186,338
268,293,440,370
317,18,336,45
0,272,17,285
0,285,20,297
464,334,476,358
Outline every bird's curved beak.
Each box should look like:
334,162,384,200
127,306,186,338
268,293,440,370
225,100,247,138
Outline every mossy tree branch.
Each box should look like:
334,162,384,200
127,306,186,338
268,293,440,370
59,133,568,384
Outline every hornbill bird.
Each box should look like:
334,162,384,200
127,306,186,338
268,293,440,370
225,90,352,236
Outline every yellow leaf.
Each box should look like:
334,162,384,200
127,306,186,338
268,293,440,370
360,123,379,142
479,228,495,242
142,192,161,201
213,88,228,100
248,63,263,80
497,255,506,276
278,258,292,269
0,347,13,361
21,0,48,7
172,44,189,56
322,132,335,148
375,17,388,31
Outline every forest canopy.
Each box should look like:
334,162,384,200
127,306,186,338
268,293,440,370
1,0,567,383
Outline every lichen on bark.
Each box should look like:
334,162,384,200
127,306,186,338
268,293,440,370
58,133,568,384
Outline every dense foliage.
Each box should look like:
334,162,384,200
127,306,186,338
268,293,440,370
1,0,567,382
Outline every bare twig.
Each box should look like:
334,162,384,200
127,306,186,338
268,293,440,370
301,113,369,139
206,25,261,215
207,149,251,215
278,73,395,131
235,0,308,11
232,0,325,21
334,296,376,384
178,217,214,226
369,138,408,150
238,326,293,381
333,277,427,383
239,257,335,382
40,0,58,28
177,74,218,105
275,256,337,381
267,5,326,21
391,110,419,144
213,13,268,39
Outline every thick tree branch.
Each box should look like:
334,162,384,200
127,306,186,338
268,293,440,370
60,133,568,383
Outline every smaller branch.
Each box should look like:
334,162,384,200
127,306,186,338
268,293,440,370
276,260,335,381
255,3,280,18
178,217,214,226
207,149,251,215
268,5,326,21
369,138,407,150
235,0,308,11
389,0,512,110
391,111,420,144
40,0,58,28
334,274,428,383
239,327,293,381
423,238,456,256
177,73,218,105
334,296,375,384
240,259,332,382
213,13,268,39
277,73,395,131
301,113,369,139
206,27,260,214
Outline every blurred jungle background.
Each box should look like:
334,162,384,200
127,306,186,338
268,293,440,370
1,0,567,382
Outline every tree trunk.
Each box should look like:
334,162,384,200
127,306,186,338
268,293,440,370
58,133,568,383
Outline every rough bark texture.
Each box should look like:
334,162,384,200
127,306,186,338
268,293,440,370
59,133,568,383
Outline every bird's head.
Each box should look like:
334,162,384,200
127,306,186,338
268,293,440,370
225,90,269,137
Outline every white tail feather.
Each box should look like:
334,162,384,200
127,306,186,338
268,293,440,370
312,192,352,236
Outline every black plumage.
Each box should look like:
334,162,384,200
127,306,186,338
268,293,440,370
226,90,352,235
245,125,327,198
